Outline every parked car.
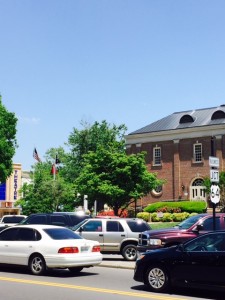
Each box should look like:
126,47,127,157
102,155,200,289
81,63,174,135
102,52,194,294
0,215,27,232
0,215,27,225
134,230,225,293
73,217,151,261
20,212,90,229
137,213,225,253
0,224,102,275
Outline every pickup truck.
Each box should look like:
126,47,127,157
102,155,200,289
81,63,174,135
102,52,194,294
137,213,225,253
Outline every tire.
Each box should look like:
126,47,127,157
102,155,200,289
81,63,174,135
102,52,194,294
145,265,170,293
121,244,137,261
69,267,83,274
29,254,46,275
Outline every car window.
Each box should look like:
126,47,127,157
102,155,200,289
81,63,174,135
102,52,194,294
1,216,26,223
126,220,150,232
24,215,47,225
16,228,41,241
106,221,124,232
44,228,83,240
175,214,206,229
50,215,67,226
201,217,221,230
184,232,225,252
82,220,102,232
0,228,20,241
69,215,90,226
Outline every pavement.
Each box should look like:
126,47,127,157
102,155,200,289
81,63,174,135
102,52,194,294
99,254,135,270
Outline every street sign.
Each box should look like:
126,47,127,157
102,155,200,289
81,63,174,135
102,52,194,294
210,184,220,204
209,156,219,168
210,169,219,183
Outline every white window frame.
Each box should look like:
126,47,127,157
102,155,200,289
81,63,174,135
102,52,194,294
193,143,202,162
153,146,161,166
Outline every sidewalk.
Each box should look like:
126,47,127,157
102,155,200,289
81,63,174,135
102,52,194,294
99,254,135,270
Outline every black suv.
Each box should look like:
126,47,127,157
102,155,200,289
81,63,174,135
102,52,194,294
20,212,90,229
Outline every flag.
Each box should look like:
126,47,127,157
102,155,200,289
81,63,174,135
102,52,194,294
55,154,60,164
51,163,58,175
33,148,41,162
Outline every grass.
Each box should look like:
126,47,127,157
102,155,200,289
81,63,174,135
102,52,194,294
149,222,179,230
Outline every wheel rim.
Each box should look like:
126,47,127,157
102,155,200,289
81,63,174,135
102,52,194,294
31,257,43,273
125,247,136,260
148,267,165,289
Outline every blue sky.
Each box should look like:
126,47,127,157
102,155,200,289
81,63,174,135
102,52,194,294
1,0,225,170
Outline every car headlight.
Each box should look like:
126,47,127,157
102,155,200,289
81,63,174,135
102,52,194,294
149,239,162,246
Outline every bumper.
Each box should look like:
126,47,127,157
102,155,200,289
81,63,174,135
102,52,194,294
45,253,103,269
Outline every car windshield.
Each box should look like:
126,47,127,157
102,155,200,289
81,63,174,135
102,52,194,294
174,214,205,230
44,228,83,240
2,216,26,223
72,219,89,231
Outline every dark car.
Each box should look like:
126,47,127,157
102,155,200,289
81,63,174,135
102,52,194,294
137,213,225,252
134,230,225,293
20,212,90,229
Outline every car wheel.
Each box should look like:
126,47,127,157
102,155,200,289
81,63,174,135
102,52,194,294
29,254,46,275
122,244,137,261
69,267,83,274
145,265,170,293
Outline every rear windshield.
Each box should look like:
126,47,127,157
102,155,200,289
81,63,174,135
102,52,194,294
44,228,83,240
126,220,151,232
1,216,26,224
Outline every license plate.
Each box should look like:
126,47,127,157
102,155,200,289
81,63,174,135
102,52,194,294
81,246,89,252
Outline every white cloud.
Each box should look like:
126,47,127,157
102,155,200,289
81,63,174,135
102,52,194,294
17,115,40,125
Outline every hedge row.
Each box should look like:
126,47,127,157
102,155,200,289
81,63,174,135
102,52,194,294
143,200,207,214
137,212,198,222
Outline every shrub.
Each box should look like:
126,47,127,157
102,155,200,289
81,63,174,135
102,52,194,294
144,201,206,214
136,212,150,222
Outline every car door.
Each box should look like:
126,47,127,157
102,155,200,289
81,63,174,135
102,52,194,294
0,227,38,265
172,232,225,287
78,220,104,249
102,220,127,252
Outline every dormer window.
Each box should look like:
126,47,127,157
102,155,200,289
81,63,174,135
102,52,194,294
211,110,225,120
179,114,194,124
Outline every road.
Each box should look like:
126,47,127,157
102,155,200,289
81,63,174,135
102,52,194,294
0,255,223,300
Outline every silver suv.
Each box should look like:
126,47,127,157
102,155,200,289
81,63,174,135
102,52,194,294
73,218,151,261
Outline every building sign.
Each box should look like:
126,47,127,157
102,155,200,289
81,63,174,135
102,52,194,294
14,170,18,200
0,183,6,200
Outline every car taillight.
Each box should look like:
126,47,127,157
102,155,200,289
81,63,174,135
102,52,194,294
92,245,101,252
58,247,79,253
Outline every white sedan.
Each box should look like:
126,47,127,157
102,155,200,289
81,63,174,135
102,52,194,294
0,224,102,275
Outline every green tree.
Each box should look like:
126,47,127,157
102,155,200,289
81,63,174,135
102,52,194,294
17,160,75,215
74,147,164,216
64,120,127,182
0,95,17,182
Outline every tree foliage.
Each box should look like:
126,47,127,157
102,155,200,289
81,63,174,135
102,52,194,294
74,147,164,216
17,161,75,215
18,120,163,215
0,96,17,182
64,120,127,182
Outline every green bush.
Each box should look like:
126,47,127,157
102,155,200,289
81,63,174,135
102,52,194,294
136,212,149,222
144,201,206,214
137,211,198,222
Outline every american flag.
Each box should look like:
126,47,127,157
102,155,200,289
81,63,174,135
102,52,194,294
33,148,41,162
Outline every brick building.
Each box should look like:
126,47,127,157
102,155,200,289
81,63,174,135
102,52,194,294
125,105,225,210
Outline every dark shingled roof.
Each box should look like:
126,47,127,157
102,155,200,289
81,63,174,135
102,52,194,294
129,105,225,135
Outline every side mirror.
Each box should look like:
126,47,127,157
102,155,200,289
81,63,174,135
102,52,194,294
79,226,83,233
195,224,203,231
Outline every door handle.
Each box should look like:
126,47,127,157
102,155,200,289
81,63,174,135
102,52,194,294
99,234,103,236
